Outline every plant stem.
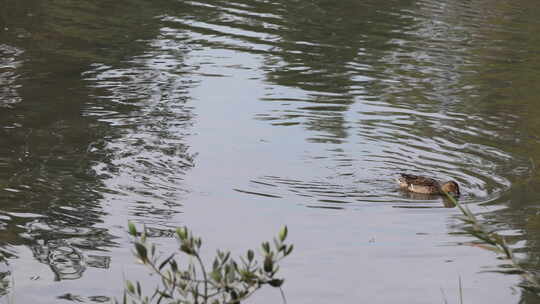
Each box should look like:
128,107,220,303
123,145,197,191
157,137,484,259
458,276,463,304
443,191,540,292
195,254,209,303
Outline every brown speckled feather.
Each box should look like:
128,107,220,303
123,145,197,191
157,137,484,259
397,173,461,196
400,174,438,186
398,173,441,194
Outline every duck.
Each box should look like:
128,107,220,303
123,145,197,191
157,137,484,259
397,173,460,197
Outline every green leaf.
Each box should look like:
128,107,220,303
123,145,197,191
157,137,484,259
134,243,148,262
286,244,294,256
128,222,137,237
262,242,270,254
263,255,273,273
211,270,222,282
279,226,288,242
126,280,135,294
176,227,188,240
122,225,294,304
268,279,284,287
180,243,194,255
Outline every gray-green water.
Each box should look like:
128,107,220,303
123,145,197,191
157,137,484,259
1,0,540,303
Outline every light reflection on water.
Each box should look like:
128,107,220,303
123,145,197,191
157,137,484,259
1,0,540,303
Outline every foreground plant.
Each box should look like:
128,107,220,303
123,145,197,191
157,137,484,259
122,223,293,304
444,192,540,293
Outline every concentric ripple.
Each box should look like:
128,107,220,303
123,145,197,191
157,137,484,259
151,0,534,210
2,0,540,303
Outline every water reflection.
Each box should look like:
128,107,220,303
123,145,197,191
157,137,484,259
191,0,526,207
0,0,540,302
0,44,23,109
0,0,182,299
83,35,198,227
32,240,97,281
159,0,540,302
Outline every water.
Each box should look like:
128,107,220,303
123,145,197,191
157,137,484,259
1,0,540,302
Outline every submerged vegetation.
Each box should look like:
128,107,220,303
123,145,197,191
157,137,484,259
122,223,293,304
444,193,540,293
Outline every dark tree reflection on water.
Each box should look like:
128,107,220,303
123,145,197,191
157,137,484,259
0,0,540,303
0,0,197,289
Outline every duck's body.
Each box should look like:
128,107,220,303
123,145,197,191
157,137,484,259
397,173,460,196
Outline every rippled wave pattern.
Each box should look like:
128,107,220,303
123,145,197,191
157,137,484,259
151,0,531,209
1,0,540,302
83,40,198,226
0,44,23,109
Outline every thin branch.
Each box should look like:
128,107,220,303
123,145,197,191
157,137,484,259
458,276,463,304
195,254,209,303
444,191,540,293
279,286,287,304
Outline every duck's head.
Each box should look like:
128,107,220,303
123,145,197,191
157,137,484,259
441,181,460,196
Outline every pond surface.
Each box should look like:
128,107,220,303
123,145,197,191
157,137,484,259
1,0,540,303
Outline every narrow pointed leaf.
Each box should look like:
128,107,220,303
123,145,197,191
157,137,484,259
279,226,288,242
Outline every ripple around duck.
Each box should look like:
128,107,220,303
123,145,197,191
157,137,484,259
182,0,531,209
92,0,531,212
239,93,520,207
